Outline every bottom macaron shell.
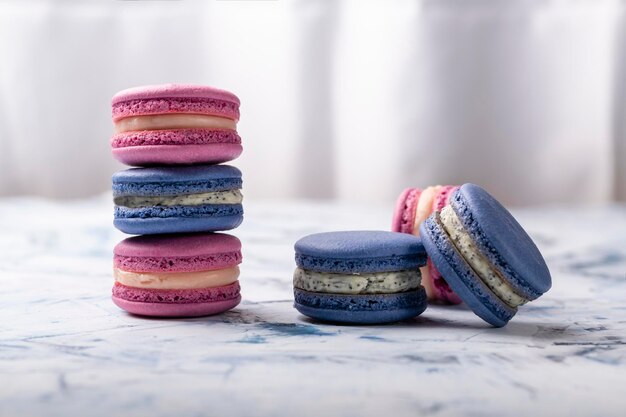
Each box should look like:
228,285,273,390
112,295,241,317
113,281,240,303
113,144,243,166
420,217,515,327
114,215,243,235
112,281,241,317
293,288,428,324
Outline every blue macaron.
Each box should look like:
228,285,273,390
419,183,551,327
112,165,243,235
293,231,428,324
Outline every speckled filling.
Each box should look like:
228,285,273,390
293,268,421,294
114,190,243,208
439,206,528,308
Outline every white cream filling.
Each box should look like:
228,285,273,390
293,268,421,294
413,185,441,235
114,190,242,208
439,205,528,308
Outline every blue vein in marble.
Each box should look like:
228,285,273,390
258,323,336,337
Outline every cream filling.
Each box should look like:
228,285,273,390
413,185,441,236
114,266,239,289
439,205,528,308
114,114,237,133
114,190,242,208
411,186,442,299
293,268,421,294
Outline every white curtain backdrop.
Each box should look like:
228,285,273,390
0,0,624,205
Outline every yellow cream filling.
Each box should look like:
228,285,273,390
114,114,236,133
114,266,239,290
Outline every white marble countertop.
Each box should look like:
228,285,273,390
1,196,625,417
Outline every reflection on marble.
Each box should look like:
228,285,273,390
0,195,625,416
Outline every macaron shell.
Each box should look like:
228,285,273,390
426,258,463,305
420,214,515,327
433,185,459,213
293,288,427,324
112,144,243,166
114,214,243,235
391,188,421,234
112,164,242,185
114,233,242,272
451,184,551,299
112,84,240,106
112,281,240,304
114,251,242,273
114,204,243,220
111,129,241,148
294,231,426,273
112,295,241,317
112,84,240,121
115,232,241,257
111,128,242,167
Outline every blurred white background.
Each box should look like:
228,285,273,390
0,0,624,206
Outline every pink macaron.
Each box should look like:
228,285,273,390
112,233,242,317
392,185,463,304
111,84,242,166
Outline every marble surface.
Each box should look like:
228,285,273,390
1,195,625,417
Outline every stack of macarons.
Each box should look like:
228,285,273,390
110,84,244,317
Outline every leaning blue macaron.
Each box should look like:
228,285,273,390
112,165,243,235
293,231,428,324
420,183,551,327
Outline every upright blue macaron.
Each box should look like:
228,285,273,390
420,184,551,327
112,165,243,235
293,231,428,324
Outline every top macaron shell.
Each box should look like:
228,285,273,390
111,83,240,121
295,231,427,273
114,233,242,273
112,164,242,196
450,184,551,299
